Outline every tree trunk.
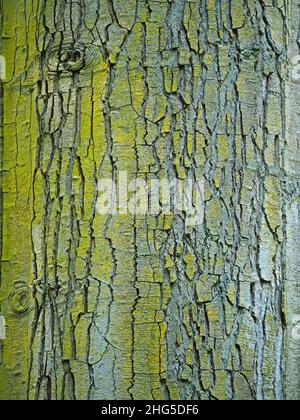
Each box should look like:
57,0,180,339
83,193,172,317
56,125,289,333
0,0,299,400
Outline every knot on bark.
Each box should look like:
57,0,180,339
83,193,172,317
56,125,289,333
8,281,31,315
48,43,99,73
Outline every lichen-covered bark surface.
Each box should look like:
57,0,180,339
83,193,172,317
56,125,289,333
0,0,299,400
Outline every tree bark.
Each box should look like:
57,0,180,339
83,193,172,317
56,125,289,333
0,0,300,400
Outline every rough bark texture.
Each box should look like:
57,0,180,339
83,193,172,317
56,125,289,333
0,0,300,401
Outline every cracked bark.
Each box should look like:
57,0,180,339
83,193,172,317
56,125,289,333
0,0,300,400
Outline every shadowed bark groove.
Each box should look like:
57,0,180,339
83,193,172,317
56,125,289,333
0,0,300,400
